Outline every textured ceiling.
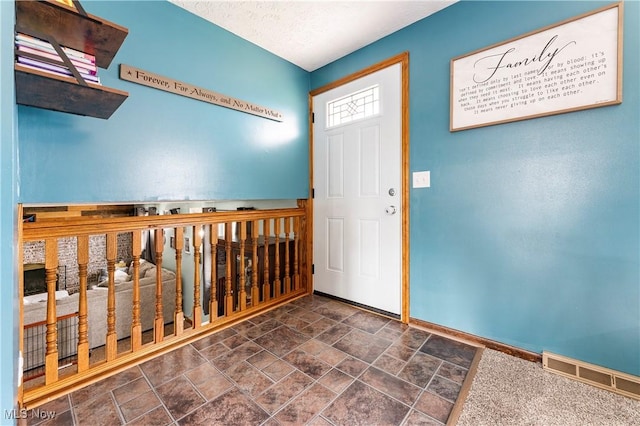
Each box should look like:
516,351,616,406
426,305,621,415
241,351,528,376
170,1,456,71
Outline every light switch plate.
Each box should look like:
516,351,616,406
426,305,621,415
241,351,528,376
413,171,430,188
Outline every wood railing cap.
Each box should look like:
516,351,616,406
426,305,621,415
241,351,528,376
22,207,304,240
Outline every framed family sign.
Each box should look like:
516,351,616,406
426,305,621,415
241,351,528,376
450,2,623,132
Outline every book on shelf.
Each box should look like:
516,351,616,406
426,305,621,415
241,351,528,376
17,57,101,84
15,33,96,65
17,45,97,75
15,32,101,85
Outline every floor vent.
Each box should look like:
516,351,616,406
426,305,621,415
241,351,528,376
543,351,640,401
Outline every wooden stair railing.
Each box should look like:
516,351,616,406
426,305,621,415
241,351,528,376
19,205,309,409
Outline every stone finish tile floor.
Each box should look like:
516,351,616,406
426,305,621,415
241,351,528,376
28,294,478,426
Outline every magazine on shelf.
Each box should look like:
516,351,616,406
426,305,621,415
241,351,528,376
17,45,97,75
17,57,101,84
15,33,96,64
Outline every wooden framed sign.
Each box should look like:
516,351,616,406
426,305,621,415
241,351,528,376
120,64,283,122
450,2,623,132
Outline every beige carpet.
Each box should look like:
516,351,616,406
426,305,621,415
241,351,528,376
456,349,640,426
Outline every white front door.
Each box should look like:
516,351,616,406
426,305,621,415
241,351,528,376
313,63,402,315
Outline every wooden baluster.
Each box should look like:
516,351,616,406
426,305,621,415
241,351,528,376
105,233,117,361
251,220,259,305
274,218,281,298
225,222,233,315
238,222,247,311
294,216,300,291
76,235,89,371
130,230,142,351
192,226,202,328
209,224,219,322
154,229,164,343
44,238,59,384
284,217,291,294
174,227,184,335
263,219,271,301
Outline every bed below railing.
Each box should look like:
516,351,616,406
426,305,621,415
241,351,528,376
18,201,311,408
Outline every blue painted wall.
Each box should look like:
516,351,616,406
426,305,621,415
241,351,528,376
17,1,309,203
312,1,639,376
1,0,18,417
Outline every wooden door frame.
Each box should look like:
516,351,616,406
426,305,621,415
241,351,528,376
308,52,410,323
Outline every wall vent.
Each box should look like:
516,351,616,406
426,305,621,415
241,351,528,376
543,351,640,401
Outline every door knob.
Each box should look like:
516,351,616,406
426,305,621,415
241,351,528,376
385,205,397,215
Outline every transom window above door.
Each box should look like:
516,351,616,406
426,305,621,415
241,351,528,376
326,85,380,128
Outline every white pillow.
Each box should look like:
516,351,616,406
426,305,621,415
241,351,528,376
114,269,131,282
97,270,131,287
